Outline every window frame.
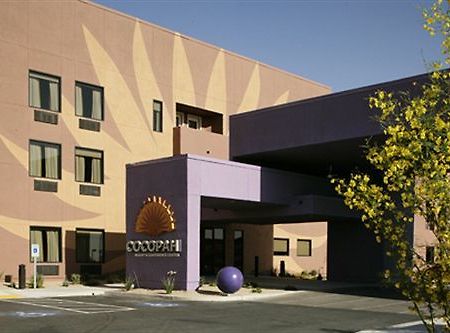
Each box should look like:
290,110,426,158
153,100,163,132
274,238,290,256
28,70,61,113
187,114,202,130
74,147,104,185
29,140,62,180
29,226,62,263
75,228,105,264
176,111,185,127
75,81,104,121
296,239,312,257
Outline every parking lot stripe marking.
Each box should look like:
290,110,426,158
1,299,135,314
1,299,91,314
352,301,410,311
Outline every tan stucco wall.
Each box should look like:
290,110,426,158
413,215,437,259
173,126,229,160
0,0,330,281
203,222,274,276
273,222,328,277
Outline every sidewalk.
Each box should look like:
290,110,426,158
0,283,109,299
0,276,393,301
0,279,300,302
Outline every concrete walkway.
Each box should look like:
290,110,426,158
0,283,108,299
0,282,300,302
0,276,379,301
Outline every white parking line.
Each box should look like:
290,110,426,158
352,301,410,311
2,298,135,314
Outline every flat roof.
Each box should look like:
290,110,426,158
230,72,430,176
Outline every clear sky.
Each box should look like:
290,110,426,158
94,0,444,92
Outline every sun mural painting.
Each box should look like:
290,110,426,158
135,196,176,236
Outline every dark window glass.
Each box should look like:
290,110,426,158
233,230,244,271
153,100,163,132
426,246,435,264
76,229,104,263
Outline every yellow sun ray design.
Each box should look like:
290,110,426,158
238,63,261,113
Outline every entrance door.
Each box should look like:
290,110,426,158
200,227,225,276
233,230,244,272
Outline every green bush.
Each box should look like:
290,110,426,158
70,273,81,284
162,271,176,294
27,274,44,288
123,276,135,291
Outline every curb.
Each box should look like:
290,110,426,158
127,288,303,302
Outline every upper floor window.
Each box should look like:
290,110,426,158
75,147,104,184
29,71,60,112
187,114,202,129
153,100,163,132
75,82,104,121
29,140,61,179
176,111,184,127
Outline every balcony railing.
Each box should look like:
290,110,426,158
173,126,229,160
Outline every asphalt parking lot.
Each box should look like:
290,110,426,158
0,290,418,333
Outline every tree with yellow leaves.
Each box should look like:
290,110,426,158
333,1,449,332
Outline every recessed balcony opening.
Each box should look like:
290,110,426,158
175,103,223,134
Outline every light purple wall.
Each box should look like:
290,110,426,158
126,154,356,290
126,156,188,290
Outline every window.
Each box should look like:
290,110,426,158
297,239,312,256
30,227,61,263
75,148,103,184
76,229,104,263
233,230,244,271
214,228,224,240
274,238,289,256
426,246,435,264
29,140,61,179
153,100,163,132
75,82,103,120
187,114,202,129
176,111,184,127
29,71,60,112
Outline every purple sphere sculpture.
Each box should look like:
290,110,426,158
216,266,244,294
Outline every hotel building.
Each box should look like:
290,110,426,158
0,0,330,282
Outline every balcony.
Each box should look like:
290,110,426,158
173,126,229,160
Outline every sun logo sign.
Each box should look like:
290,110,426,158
127,196,181,257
